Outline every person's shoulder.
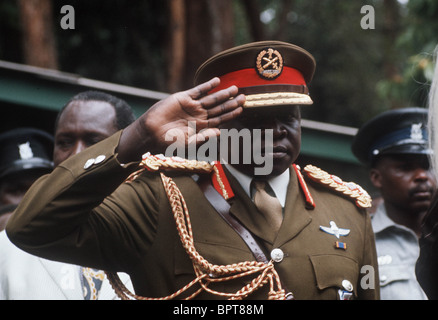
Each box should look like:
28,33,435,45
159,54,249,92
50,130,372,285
301,164,372,210
0,230,15,248
124,153,212,192
127,153,214,181
0,230,35,262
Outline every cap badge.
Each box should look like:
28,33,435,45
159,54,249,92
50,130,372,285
256,48,283,80
18,141,34,160
410,123,423,141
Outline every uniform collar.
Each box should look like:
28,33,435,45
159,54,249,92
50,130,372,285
223,163,290,207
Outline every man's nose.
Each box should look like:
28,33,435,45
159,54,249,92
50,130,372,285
414,167,433,183
71,140,87,156
261,118,287,138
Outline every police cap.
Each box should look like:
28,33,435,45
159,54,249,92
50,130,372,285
194,41,316,108
352,107,431,166
0,128,54,179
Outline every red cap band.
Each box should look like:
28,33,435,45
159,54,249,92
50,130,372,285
210,67,306,93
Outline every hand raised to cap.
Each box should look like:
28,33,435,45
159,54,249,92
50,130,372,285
117,78,245,163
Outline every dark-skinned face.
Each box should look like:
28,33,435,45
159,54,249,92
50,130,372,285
219,105,301,178
370,154,437,215
54,101,118,167
0,170,48,206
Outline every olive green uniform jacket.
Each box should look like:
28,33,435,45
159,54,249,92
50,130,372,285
6,131,379,300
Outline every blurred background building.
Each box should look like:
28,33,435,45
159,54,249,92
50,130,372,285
0,0,437,192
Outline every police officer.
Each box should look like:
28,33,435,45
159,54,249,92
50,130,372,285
352,107,436,299
6,41,379,300
0,128,53,230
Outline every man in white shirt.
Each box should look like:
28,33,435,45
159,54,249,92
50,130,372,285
0,91,134,300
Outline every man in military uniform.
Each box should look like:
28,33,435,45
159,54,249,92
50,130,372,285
352,107,436,299
6,41,379,300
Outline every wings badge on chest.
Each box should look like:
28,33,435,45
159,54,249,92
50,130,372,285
319,221,350,239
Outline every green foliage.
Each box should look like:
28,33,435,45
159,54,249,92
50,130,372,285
53,0,168,90
0,0,437,127
0,2,22,62
255,0,388,127
377,0,438,110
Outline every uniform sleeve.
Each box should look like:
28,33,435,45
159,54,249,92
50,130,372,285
6,130,160,272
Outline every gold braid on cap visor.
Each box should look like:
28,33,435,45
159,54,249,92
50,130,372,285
244,92,313,108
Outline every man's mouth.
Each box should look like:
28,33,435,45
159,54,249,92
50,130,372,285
261,145,288,158
410,186,434,201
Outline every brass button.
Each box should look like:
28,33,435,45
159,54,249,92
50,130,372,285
270,248,284,263
84,158,95,169
342,279,353,292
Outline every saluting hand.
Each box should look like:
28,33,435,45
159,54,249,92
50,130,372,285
117,78,245,163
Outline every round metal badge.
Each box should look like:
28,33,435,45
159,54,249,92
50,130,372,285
256,48,283,80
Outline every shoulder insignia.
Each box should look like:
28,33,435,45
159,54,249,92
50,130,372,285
126,153,235,200
141,152,213,173
303,164,372,209
125,153,213,183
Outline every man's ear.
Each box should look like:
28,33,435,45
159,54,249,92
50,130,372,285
369,168,383,189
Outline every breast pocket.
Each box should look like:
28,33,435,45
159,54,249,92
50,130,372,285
379,264,410,287
377,264,427,299
310,254,359,300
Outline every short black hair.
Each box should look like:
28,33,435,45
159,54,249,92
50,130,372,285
54,91,136,133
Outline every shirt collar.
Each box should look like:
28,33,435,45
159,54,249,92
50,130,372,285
371,203,395,233
371,202,416,236
223,163,290,207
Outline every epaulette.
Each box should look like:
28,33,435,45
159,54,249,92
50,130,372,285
126,153,234,200
141,152,213,173
303,164,372,209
